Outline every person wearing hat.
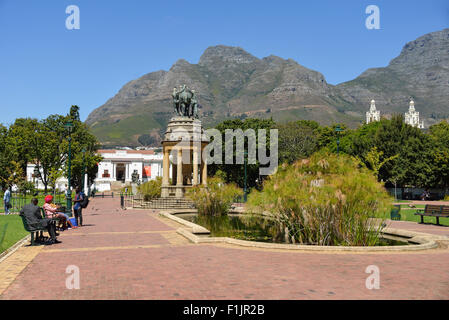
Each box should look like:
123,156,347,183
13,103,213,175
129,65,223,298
43,195,77,230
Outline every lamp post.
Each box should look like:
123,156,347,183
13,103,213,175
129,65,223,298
65,120,74,214
244,150,248,202
335,125,344,155
81,148,86,192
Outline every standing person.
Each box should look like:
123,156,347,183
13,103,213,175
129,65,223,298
3,187,11,215
73,186,84,227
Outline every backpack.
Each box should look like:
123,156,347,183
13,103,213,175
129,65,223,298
80,193,89,208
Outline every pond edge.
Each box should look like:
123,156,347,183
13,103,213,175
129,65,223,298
160,210,448,252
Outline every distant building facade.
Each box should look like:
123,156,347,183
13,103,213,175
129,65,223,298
26,149,166,193
366,100,380,124
93,149,164,192
404,100,424,129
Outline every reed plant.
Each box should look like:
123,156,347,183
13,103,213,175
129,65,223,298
187,176,243,216
248,152,392,246
137,177,162,201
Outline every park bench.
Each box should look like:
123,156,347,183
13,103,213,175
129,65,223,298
20,213,48,246
414,205,449,226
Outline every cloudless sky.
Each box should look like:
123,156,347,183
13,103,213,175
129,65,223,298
0,0,447,125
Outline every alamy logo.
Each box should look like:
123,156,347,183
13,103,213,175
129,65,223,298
66,265,80,289
66,5,80,30
365,265,380,290
365,5,380,30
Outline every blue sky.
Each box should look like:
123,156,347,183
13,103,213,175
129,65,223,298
0,0,447,125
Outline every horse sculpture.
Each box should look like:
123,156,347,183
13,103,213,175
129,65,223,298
172,85,199,118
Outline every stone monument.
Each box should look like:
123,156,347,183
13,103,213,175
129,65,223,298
161,85,209,198
131,170,139,194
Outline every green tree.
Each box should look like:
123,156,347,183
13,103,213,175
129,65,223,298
374,115,434,187
428,121,449,190
0,125,14,189
277,120,320,164
208,118,276,190
69,105,81,122
0,160,24,189
6,108,101,192
316,123,350,151
360,146,399,180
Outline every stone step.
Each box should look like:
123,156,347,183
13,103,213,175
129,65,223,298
127,197,195,209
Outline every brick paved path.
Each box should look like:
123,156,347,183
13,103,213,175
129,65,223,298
1,198,448,300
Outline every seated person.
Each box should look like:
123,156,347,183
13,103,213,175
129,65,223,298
43,195,77,230
20,198,61,245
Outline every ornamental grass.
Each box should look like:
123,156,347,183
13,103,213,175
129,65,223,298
187,177,243,216
248,152,392,246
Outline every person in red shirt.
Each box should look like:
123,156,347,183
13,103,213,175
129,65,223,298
43,195,77,230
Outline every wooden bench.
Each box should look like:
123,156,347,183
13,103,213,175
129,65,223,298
414,205,449,226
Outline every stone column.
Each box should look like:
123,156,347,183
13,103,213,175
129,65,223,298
162,148,169,185
193,148,199,185
176,148,184,198
177,148,183,186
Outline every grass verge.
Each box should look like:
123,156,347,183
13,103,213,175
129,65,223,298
0,215,28,254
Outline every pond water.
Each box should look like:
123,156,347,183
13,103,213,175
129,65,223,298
178,213,409,246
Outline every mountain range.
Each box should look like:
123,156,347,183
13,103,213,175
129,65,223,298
86,28,449,147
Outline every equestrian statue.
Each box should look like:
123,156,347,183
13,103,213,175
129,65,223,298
172,85,199,118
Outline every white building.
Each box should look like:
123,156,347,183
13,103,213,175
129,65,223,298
93,149,164,192
26,149,166,193
405,100,424,129
366,99,380,124
26,164,68,192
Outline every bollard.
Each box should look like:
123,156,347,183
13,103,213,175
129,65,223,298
120,194,124,209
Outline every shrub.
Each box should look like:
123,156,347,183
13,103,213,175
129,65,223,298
187,177,243,216
137,177,162,201
248,152,392,246
444,195,449,201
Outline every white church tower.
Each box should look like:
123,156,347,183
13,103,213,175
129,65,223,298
366,99,380,124
404,100,424,129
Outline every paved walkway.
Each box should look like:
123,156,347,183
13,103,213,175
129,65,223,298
0,198,448,300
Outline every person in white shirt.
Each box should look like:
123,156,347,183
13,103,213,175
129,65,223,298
3,187,11,215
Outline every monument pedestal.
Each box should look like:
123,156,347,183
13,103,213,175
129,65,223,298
161,117,209,199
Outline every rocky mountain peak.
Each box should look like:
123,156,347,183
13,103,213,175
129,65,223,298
86,28,449,147
389,28,449,69
199,45,259,66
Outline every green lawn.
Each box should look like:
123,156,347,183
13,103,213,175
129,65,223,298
0,215,29,254
399,204,425,210
0,193,69,213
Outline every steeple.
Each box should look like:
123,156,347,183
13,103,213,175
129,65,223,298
409,100,415,112
366,99,380,124
404,99,424,129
